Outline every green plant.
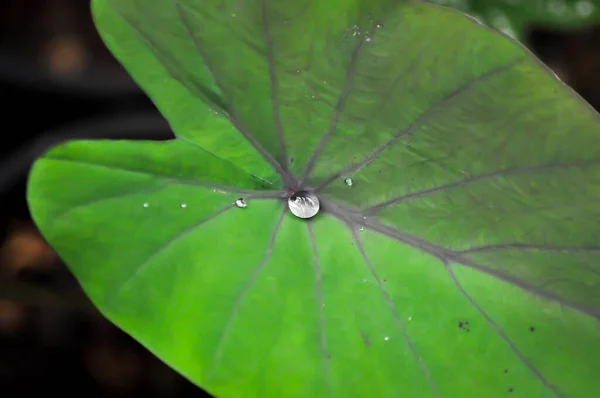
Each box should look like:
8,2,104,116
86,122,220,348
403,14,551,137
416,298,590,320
26,0,600,397
430,0,600,40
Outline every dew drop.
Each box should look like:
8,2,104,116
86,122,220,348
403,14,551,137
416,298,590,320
288,191,320,219
344,177,353,186
235,198,247,208
143,202,149,208
384,336,390,341
181,203,187,208
376,23,383,28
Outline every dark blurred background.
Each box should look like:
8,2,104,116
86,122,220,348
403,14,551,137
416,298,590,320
0,1,598,397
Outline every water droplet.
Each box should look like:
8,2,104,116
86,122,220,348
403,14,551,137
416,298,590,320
344,177,353,186
295,69,301,73
358,226,365,231
384,336,390,341
143,202,149,208
231,13,237,17
235,198,247,208
288,191,320,219
376,23,383,28
408,316,412,321
365,35,372,43
181,203,187,208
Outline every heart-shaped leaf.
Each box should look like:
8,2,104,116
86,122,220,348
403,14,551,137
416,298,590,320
27,0,600,397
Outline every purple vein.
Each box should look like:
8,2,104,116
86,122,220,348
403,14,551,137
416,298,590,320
114,204,235,297
307,221,332,396
359,217,600,319
300,27,377,184
321,198,600,320
43,157,269,195
172,0,290,183
313,48,428,191
54,183,168,222
107,1,226,111
351,228,440,398
205,207,287,385
316,58,524,192
445,262,564,398
262,0,289,174
364,159,600,215
458,243,600,254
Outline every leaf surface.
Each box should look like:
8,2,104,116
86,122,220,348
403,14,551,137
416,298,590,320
27,0,600,397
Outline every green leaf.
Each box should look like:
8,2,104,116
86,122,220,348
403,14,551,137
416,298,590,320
429,0,600,41
27,0,600,397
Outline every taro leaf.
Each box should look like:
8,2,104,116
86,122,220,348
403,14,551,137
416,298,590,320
26,0,600,397
429,0,600,41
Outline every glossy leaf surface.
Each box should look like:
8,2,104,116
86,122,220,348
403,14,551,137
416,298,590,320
27,0,600,397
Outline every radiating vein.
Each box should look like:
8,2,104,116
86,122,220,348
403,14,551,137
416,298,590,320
363,159,600,214
300,25,378,183
172,0,290,183
114,203,236,297
261,0,289,174
176,135,277,186
351,228,440,398
445,262,565,398
459,243,600,254
205,207,287,385
316,58,524,190
307,221,331,397
54,182,168,221
107,0,226,111
323,199,600,319
42,157,272,195
313,47,428,191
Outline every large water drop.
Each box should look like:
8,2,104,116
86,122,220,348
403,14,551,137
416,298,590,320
288,191,320,219
235,198,247,208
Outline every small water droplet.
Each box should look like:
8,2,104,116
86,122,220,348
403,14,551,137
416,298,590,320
231,13,237,17
384,336,390,341
344,177,353,186
295,69,301,73
358,226,365,231
365,35,372,43
288,191,320,219
376,23,383,28
181,203,187,208
408,316,412,321
143,202,149,208
235,198,247,208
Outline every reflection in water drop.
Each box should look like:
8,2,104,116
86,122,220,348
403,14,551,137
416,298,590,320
181,203,187,208
143,202,149,208
344,177,353,186
235,198,247,208
288,191,320,219
384,336,390,341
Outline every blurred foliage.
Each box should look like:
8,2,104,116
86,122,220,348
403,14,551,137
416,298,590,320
429,0,600,40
